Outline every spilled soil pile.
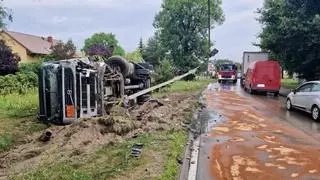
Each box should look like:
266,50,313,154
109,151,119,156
0,93,197,179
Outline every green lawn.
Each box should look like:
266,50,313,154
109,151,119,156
281,79,299,89
0,90,48,152
153,78,213,97
14,130,188,180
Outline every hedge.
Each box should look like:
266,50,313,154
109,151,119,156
0,72,38,95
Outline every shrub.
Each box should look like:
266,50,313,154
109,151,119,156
0,40,20,75
154,59,174,84
0,72,38,95
19,62,42,75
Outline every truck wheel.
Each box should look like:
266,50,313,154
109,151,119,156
106,56,132,77
274,91,279,97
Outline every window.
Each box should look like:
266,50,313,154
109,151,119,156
312,83,320,92
297,83,313,92
220,64,236,71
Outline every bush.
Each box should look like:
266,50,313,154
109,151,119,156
0,40,20,75
154,59,175,84
0,72,38,95
19,62,42,75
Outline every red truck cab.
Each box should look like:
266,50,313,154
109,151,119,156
217,64,238,83
244,60,281,95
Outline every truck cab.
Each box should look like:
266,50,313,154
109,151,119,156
217,64,238,83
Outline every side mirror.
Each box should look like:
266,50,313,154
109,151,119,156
293,89,297,94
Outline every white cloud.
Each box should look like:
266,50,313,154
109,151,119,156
212,0,264,62
4,0,265,60
5,0,161,10
51,16,68,24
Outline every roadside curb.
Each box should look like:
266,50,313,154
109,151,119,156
279,92,288,97
279,87,291,97
179,132,194,180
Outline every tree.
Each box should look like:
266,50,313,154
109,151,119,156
154,59,174,84
44,40,76,61
87,43,113,58
138,37,144,56
83,33,125,56
0,0,12,29
142,33,167,66
153,0,224,70
0,40,20,75
125,48,143,63
258,0,320,80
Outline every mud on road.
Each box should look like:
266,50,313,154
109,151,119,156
0,92,198,179
201,84,320,180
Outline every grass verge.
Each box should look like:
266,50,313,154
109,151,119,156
14,130,188,180
0,89,47,152
281,79,299,89
153,78,213,97
0,89,39,118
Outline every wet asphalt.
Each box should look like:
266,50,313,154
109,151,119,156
196,81,320,180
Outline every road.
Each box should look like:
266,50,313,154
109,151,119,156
194,81,320,180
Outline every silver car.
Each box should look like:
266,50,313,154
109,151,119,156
286,81,320,121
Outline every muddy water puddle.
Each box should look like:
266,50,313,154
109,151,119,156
204,85,320,180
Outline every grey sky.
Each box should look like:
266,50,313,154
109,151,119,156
4,0,263,62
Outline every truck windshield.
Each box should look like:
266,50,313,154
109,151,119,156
220,64,236,71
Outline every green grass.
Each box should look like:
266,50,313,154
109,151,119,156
0,90,39,118
159,130,188,180
0,89,47,152
15,131,188,180
0,133,13,152
154,78,213,97
281,78,299,89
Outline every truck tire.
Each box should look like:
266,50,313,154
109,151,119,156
106,56,133,77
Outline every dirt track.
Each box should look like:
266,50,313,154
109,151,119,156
0,93,198,179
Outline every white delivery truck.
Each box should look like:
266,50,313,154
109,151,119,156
241,52,269,86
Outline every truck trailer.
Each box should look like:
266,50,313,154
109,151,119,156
241,52,269,87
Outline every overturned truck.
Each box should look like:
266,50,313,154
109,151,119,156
38,56,153,125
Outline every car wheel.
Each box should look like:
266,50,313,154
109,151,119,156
248,85,253,94
286,99,293,111
311,105,320,121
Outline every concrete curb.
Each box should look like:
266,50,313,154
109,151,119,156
179,132,194,180
279,87,292,97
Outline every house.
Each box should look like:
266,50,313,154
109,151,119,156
0,31,58,63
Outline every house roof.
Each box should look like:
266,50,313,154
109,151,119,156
3,31,58,55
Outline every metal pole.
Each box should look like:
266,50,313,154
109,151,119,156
208,0,211,78
208,0,211,53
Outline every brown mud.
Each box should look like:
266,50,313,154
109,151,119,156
0,93,197,179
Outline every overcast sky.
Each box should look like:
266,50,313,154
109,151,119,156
4,0,264,62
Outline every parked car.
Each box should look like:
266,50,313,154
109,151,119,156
244,60,281,95
286,81,320,121
217,64,238,83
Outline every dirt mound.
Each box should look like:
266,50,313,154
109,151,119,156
0,93,197,179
